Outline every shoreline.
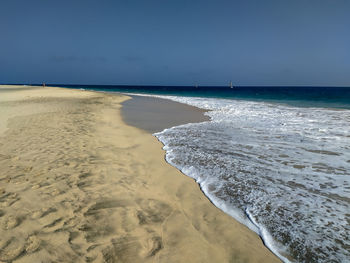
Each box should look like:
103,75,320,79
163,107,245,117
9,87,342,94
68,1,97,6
0,85,280,262
121,94,287,261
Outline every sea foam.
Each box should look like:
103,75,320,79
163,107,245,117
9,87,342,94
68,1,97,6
133,94,350,262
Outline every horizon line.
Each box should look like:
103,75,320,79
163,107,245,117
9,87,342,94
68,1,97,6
2,83,350,88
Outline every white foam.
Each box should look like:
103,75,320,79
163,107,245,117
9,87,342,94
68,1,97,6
151,94,350,262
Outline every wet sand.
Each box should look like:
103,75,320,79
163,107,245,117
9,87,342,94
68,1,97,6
121,95,209,133
0,85,280,262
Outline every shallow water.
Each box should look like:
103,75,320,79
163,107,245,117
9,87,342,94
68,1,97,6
152,96,350,263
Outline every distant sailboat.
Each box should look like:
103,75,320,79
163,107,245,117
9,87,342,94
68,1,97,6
229,81,234,89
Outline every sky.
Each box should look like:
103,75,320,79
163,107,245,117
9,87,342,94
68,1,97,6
1,0,349,86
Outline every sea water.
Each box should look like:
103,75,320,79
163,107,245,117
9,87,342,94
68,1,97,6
62,85,350,262
151,96,350,263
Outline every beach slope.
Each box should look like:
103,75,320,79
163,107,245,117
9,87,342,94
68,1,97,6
0,85,280,262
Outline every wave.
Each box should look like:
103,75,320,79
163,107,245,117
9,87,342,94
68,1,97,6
148,95,350,263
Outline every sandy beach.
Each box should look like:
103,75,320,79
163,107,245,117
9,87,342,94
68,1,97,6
0,85,280,262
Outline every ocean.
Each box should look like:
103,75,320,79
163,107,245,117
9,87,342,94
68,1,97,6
60,85,350,262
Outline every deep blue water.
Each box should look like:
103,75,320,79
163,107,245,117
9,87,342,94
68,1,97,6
53,85,350,109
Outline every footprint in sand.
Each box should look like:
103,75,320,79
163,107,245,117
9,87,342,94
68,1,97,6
84,198,132,216
2,215,20,230
101,234,163,262
102,236,141,262
31,207,57,219
0,192,20,207
140,235,163,258
0,237,25,262
136,199,172,225
25,235,41,253
43,217,63,229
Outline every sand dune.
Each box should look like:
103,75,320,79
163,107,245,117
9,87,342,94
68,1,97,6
0,85,280,262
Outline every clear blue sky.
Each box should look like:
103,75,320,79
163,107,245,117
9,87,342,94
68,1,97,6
1,0,349,86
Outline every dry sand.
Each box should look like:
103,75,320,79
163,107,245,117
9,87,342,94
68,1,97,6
0,85,280,262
